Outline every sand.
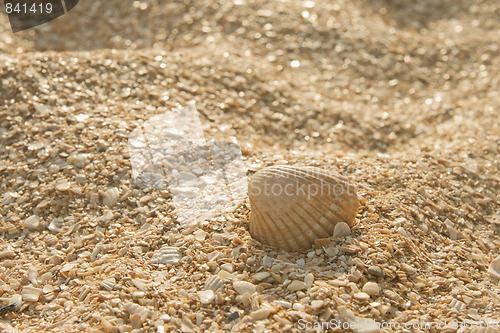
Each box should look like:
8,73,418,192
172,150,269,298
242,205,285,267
0,0,499,332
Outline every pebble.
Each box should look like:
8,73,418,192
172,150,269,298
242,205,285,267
368,266,385,277
252,272,270,282
273,300,292,309
292,303,305,311
55,180,71,191
250,309,270,321
296,258,305,266
333,222,351,238
233,281,256,295
287,280,307,292
193,229,206,241
310,300,324,309
304,273,314,289
197,290,215,304
353,292,371,301
220,263,234,273
488,256,500,279
23,215,41,230
262,256,274,267
362,282,380,296
0,249,16,258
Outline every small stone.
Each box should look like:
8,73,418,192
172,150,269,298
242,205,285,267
197,290,215,304
250,308,270,321
296,258,305,266
448,225,458,240
353,292,370,301
292,303,304,310
252,272,270,281
368,266,385,277
287,280,307,292
130,313,145,329
55,180,71,191
304,273,314,289
193,229,206,241
310,300,324,309
227,311,240,322
221,263,234,273
0,249,16,259
362,282,380,296
233,281,256,295
396,227,409,237
488,256,500,279
273,300,292,308
23,215,41,230
333,222,351,238
262,256,274,267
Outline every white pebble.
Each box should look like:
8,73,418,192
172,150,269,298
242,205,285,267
252,272,270,281
362,282,380,296
233,281,256,295
250,308,270,321
197,290,215,304
287,280,307,292
310,300,324,309
304,273,314,289
23,215,40,230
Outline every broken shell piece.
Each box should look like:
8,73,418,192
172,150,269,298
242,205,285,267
23,215,40,231
99,278,116,291
124,301,151,328
149,247,182,264
488,256,500,279
332,222,351,238
233,281,257,295
22,286,42,302
197,290,215,304
204,275,224,292
103,187,120,206
248,165,360,251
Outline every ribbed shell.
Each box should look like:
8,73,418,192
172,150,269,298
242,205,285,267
248,165,359,252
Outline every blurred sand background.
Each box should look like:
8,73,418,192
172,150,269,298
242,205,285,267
0,0,499,331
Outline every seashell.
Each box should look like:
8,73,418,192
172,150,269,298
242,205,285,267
123,302,152,321
23,215,41,231
197,290,215,304
233,281,257,295
204,275,224,292
248,165,360,251
149,247,183,265
2,192,20,205
48,218,64,233
27,265,38,285
488,256,500,279
103,187,120,206
99,277,116,291
22,286,42,302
